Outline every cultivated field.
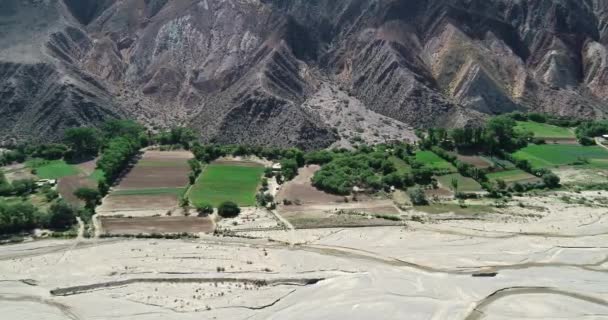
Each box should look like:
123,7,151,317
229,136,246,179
100,216,214,235
487,169,540,184
515,121,575,139
415,151,456,172
455,154,493,169
513,144,608,169
189,161,264,207
98,151,193,218
388,156,411,174
114,151,192,190
276,165,345,205
27,159,79,179
436,173,483,192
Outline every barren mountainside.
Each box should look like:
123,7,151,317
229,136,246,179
3,0,608,149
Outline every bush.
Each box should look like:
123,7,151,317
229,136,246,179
195,203,214,216
218,201,241,218
12,179,36,196
48,202,77,231
542,173,561,189
408,188,428,206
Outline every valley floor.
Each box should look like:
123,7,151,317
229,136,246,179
2,191,608,319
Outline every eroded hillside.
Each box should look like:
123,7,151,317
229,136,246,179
3,0,608,148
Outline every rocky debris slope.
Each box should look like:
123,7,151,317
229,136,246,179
4,0,608,148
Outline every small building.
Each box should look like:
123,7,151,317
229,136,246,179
271,163,282,171
36,179,57,187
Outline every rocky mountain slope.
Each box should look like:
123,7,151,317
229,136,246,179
3,0,608,149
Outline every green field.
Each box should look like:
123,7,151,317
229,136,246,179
436,173,483,192
487,169,539,183
513,144,608,168
27,159,79,179
113,187,186,196
415,151,456,172
389,156,411,174
189,164,264,207
515,121,575,139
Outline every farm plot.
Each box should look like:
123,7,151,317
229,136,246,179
415,151,456,172
389,156,411,174
455,154,493,169
436,173,483,192
27,159,79,179
99,151,193,217
279,200,402,229
515,121,575,139
100,216,214,235
189,161,264,207
487,169,540,185
276,165,346,205
115,151,192,190
513,145,608,169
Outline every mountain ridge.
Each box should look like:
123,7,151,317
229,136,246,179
2,0,608,149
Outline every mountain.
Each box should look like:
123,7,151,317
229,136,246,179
2,0,608,149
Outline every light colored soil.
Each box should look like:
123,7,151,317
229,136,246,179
100,216,214,235
3,192,608,320
97,194,179,215
555,167,608,185
3,164,36,182
302,83,418,148
279,199,401,229
276,165,345,205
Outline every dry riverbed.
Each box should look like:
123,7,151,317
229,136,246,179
1,191,608,319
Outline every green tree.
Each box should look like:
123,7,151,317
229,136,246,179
450,177,459,194
74,187,101,210
12,179,36,196
218,201,241,218
48,202,76,231
64,127,101,159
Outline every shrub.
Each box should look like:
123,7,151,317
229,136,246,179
195,202,214,216
408,188,428,206
542,173,561,189
218,201,241,218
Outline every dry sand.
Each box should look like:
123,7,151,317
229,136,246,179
1,191,608,319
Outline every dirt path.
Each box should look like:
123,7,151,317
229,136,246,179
75,217,84,240
596,137,608,151
269,209,295,246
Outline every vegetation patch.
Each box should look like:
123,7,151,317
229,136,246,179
515,121,575,139
27,159,79,179
415,151,456,172
389,156,411,174
436,173,483,192
189,163,264,207
513,144,608,168
487,169,538,183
